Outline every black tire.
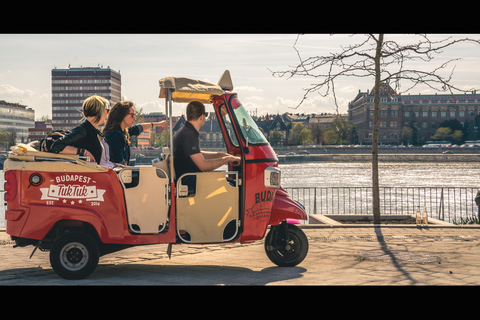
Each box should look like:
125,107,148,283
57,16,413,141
265,223,308,267
49,232,100,280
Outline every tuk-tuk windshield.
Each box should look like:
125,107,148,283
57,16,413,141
231,97,268,145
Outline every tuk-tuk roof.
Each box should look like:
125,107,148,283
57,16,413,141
158,70,233,103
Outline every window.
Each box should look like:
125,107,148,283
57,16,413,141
432,111,437,117
423,111,429,117
441,111,447,117
450,111,456,117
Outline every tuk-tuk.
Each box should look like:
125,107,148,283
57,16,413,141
3,70,308,279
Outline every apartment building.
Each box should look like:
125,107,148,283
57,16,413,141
0,100,35,145
51,66,121,130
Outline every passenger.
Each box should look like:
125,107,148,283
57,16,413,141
102,100,165,166
50,95,112,167
173,101,240,185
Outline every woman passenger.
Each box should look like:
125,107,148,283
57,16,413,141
50,95,112,167
102,101,165,166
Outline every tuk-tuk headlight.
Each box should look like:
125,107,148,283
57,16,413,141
264,167,281,189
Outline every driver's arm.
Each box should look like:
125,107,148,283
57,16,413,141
201,150,230,159
190,152,240,172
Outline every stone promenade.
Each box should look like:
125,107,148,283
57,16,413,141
1,224,479,285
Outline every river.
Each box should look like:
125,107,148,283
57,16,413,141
280,162,480,188
2,161,479,228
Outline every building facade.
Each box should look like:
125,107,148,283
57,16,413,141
28,119,53,142
51,66,121,130
0,100,35,145
143,112,167,136
348,82,480,145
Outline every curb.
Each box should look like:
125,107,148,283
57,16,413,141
307,214,480,229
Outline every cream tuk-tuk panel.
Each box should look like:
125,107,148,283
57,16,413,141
176,171,239,243
118,167,170,234
5,144,109,173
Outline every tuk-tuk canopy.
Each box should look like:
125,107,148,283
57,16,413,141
158,70,233,103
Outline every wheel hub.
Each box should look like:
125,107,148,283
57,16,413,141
61,242,88,271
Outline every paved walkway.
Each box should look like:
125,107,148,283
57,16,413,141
0,224,479,285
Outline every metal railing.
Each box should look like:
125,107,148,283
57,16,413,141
284,186,480,223
1,186,478,228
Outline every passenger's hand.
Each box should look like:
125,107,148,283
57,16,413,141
84,150,94,161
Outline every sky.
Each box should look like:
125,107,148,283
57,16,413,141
1,33,479,119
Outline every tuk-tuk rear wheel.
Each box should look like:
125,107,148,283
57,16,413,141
49,231,99,280
265,223,308,267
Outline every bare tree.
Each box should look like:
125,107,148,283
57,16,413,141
271,34,480,224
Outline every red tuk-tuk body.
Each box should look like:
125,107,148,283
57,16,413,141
4,71,308,279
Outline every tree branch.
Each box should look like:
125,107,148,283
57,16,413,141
270,34,480,111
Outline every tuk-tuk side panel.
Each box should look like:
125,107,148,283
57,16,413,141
7,168,128,242
17,204,112,241
4,169,25,237
241,160,277,243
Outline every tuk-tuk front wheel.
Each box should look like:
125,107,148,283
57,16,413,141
49,231,100,280
265,223,308,267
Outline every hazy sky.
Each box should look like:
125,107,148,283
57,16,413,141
1,33,479,119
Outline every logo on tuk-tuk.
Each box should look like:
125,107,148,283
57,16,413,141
40,174,106,205
246,190,274,220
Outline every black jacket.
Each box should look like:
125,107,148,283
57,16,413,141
50,120,103,164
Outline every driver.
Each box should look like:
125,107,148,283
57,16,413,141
173,101,240,189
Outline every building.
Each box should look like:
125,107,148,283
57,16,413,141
309,113,341,128
173,113,226,149
348,82,480,145
143,112,166,136
51,66,121,130
0,100,35,145
136,129,152,148
28,119,53,142
256,114,289,147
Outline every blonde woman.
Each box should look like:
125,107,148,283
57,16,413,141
50,95,111,165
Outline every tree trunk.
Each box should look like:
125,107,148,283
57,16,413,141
372,34,383,225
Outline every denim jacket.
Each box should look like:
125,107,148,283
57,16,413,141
104,124,143,165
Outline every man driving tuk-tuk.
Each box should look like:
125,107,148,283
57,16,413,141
173,100,240,189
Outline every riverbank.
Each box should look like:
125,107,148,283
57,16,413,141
131,146,480,164
131,153,480,165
